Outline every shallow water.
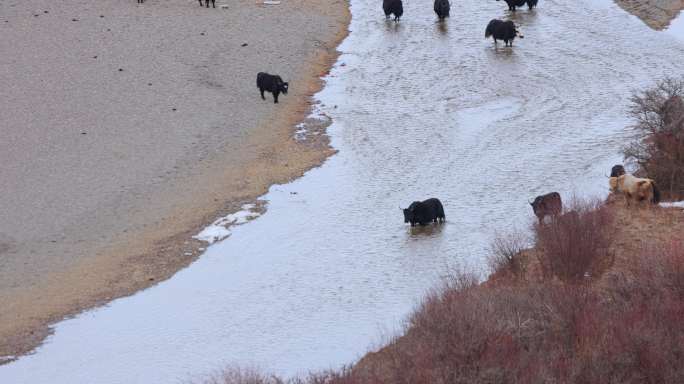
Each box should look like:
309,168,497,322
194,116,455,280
666,9,684,39
4,0,684,382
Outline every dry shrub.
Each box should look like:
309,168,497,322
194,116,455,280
200,241,684,384
203,244,684,384
194,366,284,384
337,254,684,383
624,76,684,199
487,232,529,281
535,198,614,282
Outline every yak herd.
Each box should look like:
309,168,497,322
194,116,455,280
383,0,530,46
254,1,528,105
405,164,661,229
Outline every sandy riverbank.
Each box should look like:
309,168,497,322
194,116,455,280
614,0,684,29
0,0,349,362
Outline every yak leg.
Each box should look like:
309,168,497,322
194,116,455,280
212,0,216,7
273,91,279,104
259,88,265,100
198,0,203,6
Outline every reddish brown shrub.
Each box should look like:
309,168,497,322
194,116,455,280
535,198,614,282
202,246,684,384
487,232,529,281
624,76,684,199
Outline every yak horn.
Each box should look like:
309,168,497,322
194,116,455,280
528,198,534,204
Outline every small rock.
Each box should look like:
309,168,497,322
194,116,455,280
93,55,97,59
148,277,155,281
81,132,87,135
200,32,205,36
34,14,39,17
241,43,248,47
148,83,152,86
118,68,123,72
44,10,49,14
100,15,104,18
72,18,78,21
172,108,177,111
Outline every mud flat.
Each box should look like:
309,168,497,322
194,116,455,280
0,0,349,362
614,0,684,29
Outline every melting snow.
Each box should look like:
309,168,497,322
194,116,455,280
193,204,261,244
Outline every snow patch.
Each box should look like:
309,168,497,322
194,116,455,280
660,201,684,209
193,204,261,244
294,104,330,141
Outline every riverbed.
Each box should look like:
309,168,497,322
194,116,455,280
3,0,684,382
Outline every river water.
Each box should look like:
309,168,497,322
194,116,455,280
3,0,684,382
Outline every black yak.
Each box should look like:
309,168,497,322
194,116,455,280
497,0,536,11
199,0,216,7
485,19,523,47
529,192,562,224
434,0,450,20
403,198,445,226
610,164,626,178
256,72,289,104
383,0,403,22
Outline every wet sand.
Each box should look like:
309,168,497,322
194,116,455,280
0,0,349,361
614,0,684,29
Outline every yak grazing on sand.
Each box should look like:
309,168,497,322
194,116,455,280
485,19,523,46
403,198,445,226
383,0,403,21
530,192,562,224
497,0,537,11
609,174,660,205
434,0,450,20
199,0,215,7
256,72,289,104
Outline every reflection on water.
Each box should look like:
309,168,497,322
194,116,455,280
2,0,684,383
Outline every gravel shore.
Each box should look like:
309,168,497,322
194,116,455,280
614,0,684,29
0,0,349,361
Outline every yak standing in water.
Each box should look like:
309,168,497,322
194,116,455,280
402,198,446,226
383,0,403,22
434,0,450,20
497,0,537,11
485,19,523,47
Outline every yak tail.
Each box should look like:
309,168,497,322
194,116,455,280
652,181,661,204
